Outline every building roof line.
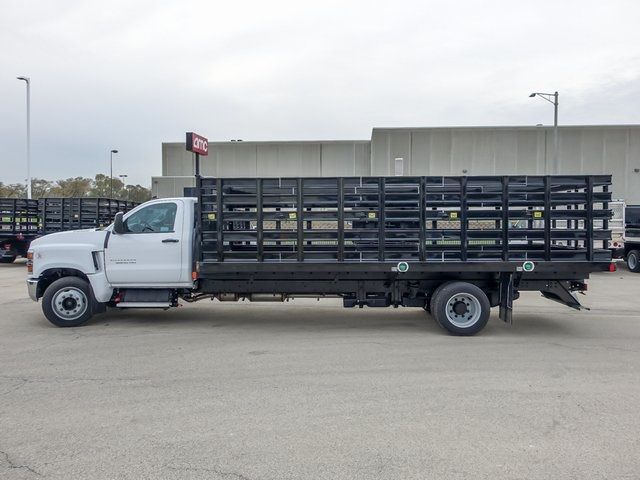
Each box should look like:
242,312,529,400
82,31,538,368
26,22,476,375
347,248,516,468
163,140,370,146
372,124,640,132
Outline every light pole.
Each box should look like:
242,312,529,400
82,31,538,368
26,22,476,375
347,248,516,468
118,174,128,200
110,149,118,198
16,76,31,199
529,91,559,174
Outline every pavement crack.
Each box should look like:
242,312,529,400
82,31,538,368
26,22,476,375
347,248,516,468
166,464,253,480
0,376,31,396
0,449,43,477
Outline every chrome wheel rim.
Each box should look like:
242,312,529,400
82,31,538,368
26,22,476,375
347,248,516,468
52,287,87,321
629,254,638,270
445,293,482,328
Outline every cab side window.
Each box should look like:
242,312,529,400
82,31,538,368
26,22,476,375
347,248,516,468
124,203,177,233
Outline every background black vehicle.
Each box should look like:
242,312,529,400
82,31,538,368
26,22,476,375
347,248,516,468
0,198,39,263
622,205,640,272
0,197,138,263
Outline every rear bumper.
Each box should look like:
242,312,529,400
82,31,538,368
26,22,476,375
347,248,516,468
26,278,38,301
611,247,625,259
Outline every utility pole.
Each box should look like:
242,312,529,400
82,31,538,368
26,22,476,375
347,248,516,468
110,149,118,198
17,76,31,199
529,91,559,173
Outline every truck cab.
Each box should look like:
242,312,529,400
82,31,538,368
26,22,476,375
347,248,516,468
27,198,196,326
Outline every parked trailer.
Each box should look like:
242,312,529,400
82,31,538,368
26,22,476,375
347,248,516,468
39,197,139,233
0,198,39,263
0,197,138,263
26,175,613,335
622,205,640,272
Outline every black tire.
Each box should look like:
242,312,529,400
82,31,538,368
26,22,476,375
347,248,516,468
627,250,640,273
42,277,94,327
0,255,16,264
424,282,448,315
431,281,491,336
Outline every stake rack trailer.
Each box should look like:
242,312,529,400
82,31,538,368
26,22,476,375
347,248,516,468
1,197,138,263
26,174,614,335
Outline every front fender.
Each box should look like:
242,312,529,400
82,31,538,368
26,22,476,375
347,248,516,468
32,243,97,278
30,245,115,303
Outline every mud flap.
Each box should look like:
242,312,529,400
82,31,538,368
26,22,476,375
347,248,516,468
540,281,586,310
499,272,515,324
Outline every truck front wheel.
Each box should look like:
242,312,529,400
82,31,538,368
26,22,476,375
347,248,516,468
627,250,640,272
431,282,491,336
42,277,94,327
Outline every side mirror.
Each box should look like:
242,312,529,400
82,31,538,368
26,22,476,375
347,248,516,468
113,212,126,234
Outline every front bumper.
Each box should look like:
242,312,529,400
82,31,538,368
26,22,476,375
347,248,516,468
26,278,38,301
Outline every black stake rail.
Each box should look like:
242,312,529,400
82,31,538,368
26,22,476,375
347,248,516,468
0,198,39,234
39,198,139,234
1,197,139,236
197,175,613,264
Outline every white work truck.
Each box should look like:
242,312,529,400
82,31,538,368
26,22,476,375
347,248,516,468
26,175,614,336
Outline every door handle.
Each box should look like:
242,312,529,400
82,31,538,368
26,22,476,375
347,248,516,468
162,238,180,243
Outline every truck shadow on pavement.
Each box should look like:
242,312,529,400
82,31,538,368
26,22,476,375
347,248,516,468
80,303,580,338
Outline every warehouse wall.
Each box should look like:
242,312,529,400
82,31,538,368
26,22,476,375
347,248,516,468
371,126,640,202
151,176,195,199
156,126,640,202
162,141,370,178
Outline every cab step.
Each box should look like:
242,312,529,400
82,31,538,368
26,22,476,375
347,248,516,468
114,289,176,308
115,302,172,308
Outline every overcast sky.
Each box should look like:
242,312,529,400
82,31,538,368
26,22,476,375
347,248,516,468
1,0,640,186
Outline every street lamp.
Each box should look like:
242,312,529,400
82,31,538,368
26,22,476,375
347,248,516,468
118,174,128,200
109,149,118,198
16,76,31,199
529,91,559,173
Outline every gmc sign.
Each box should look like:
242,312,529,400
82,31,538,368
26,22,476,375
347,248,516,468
186,132,208,156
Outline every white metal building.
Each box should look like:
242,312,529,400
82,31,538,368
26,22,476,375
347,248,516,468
153,125,640,203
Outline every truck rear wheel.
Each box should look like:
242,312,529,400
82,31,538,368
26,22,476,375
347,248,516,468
431,282,490,336
42,277,94,327
627,250,640,272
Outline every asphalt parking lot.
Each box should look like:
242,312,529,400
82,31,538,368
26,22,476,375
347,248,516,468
1,261,639,479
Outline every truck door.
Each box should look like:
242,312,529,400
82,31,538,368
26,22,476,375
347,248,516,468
104,200,183,285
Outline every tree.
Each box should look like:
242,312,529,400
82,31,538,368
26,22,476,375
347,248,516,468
0,183,27,198
1,174,151,202
49,177,92,197
124,184,152,203
31,178,54,198
90,173,125,198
